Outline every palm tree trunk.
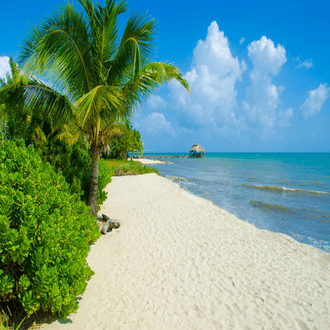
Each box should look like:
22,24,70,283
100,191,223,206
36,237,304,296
88,152,100,217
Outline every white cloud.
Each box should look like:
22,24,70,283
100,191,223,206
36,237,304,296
0,56,11,81
142,112,176,137
170,21,246,135
146,95,168,110
244,36,287,131
278,108,293,127
300,83,330,117
295,58,313,69
239,37,245,45
248,36,286,76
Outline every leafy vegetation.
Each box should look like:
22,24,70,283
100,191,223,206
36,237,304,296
0,140,100,317
0,310,25,330
0,59,29,144
0,0,188,324
7,0,189,216
105,159,159,176
37,139,112,211
107,121,143,159
0,60,112,211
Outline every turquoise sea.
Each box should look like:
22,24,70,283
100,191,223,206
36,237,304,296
145,153,330,252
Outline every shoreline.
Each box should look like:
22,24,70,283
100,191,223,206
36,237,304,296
131,157,169,165
41,173,330,329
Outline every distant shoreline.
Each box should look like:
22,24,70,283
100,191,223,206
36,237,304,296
130,158,169,165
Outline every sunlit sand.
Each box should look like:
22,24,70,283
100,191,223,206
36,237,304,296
41,173,330,329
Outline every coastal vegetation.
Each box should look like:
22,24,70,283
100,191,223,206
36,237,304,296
105,159,159,176
7,0,189,217
107,121,143,160
0,0,189,325
0,140,100,319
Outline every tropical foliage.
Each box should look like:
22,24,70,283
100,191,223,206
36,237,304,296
37,138,112,211
0,140,100,317
105,158,159,176
6,0,189,216
0,59,29,143
108,121,143,159
0,61,112,211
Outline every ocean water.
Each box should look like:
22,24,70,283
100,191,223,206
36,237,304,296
145,153,330,253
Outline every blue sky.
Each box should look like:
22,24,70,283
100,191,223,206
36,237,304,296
1,0,329,152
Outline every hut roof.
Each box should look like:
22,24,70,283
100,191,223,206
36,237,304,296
189,144,205,153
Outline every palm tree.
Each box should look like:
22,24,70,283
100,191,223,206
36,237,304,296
0,58,30,142
15,0,189,217
0,59,80,148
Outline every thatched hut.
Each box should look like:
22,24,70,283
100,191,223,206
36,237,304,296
189,144,205,158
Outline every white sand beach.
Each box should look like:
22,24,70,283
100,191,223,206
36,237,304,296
41,173,330,330
131,158,168,165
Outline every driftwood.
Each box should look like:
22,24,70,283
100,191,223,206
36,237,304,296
101,219,112,234
102,214,110,221
101,214,121,235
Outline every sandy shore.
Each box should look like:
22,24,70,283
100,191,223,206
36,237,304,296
131,158,168,165
41,174,330,330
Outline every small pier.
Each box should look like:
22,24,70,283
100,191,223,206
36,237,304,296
141,144,205,160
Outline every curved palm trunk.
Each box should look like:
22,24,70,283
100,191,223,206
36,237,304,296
88,146,101,217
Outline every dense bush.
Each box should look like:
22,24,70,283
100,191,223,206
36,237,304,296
104,159,159,176
97,159,113,211
38,139,111,211
0,140,100,317
120,162,159,175
107,122,143,159
37,139,90,197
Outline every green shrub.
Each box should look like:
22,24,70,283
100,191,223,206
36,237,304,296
107,122,143,160
0,140,100,317
97,159,113,211
104,159,159,177
38,139,112,211
120,162,159,175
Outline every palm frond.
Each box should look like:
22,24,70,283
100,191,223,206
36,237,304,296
20,2,94,99
141,62,190,92
107,13,155,86
119,62,190,112
74,85,126,142
16,0,189,156
25,79,74,125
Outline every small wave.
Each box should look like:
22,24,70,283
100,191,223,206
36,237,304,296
307,237,330,251
242,184,328,195
166,175,187,182
250,200,293,213
289,181,325,187
166,176,196,185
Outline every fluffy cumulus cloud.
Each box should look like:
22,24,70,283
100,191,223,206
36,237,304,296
300,83,330,117
243,36,287,131
170,21,246,135
140,25,327,142
139,112,176,137
248,37,286,76
0,56,11,80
